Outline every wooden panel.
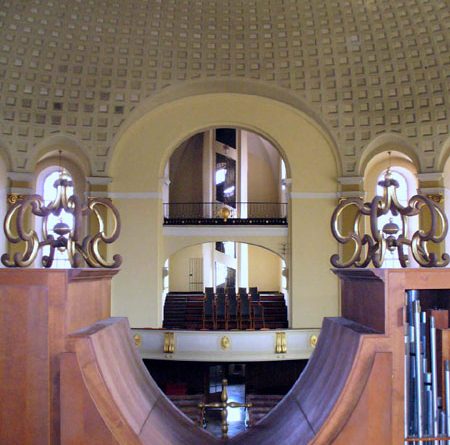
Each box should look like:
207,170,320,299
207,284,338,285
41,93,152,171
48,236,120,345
336,270,386,333
332,352,392,445
428,309,449,330
436,329,450,408
0,285,49,445
0,269,117,445
66,317,218,445
66,270,113,333
60,353,118,445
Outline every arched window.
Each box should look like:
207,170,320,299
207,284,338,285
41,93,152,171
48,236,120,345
375,166,418,268
39,167,74,268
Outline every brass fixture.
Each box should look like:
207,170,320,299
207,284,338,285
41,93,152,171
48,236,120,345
217,206,231,221
220,335,231,350
198,379,252,439
331,165,449,268
163,332,175,353
275,332,287,353
2,151,121,268
310,334,318,348
133,334,142,348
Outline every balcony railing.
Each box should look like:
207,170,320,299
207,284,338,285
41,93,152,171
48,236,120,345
163,202,288,225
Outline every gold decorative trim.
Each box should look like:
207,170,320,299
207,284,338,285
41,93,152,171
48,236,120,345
220,335,231,350
163,332,175,353
275,332,287,353
310,334,318,348
7,193,24,205
427,193,443,204
133,334,142,347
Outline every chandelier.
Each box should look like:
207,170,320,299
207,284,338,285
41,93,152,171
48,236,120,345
330,164,449,268
2,153,121,268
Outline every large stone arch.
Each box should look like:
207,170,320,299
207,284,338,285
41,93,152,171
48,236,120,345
437,135,450,174
358,132,421,177
109,88,339,329
109,78,341,178
30,133,92,176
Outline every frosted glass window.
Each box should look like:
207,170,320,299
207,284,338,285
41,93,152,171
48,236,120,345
41,169,74,268
376,168,416,268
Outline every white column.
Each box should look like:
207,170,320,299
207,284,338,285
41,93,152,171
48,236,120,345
202,130,214,217
238,130,248,218
202,243,214,288
237,243,248,289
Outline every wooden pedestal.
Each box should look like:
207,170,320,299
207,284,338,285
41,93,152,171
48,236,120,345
0,268,118,445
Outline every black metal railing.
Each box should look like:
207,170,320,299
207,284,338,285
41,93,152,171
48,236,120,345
163,202,288,225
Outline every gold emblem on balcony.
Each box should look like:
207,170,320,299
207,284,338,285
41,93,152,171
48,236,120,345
217,206,231,221
275,332,287,353
163,332,175,353
220,335,231,350
133,334,142,347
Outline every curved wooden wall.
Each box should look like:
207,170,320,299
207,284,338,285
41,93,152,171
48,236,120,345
62,315,392,444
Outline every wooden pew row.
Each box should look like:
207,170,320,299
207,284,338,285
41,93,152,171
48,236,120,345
61,316,392,444
246,395,284,426
167,395,205,426
163,290,288,330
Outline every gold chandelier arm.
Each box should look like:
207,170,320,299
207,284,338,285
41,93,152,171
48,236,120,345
408,195,450,267
330,199,365,267
79,198,122,268
1,196,43,267
330,170,449,269
1,163,121,269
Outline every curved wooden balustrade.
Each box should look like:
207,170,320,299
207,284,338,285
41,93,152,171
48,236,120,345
62,315,392,444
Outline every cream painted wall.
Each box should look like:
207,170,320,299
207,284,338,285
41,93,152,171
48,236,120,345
110,92,339,328
248,245,281,291
111,198,162,328
247,131,280,203
169,244,203,291
290,197,338,328
248,152,278,203
169,134,203,203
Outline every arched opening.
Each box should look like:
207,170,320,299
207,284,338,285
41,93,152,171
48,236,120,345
37,167,74,268
163,127,289,224
33,146,89,267
109,90,339,330
363,150,418,267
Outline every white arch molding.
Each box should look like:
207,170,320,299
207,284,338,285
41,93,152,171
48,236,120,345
109,78,341,177
109,89,339,329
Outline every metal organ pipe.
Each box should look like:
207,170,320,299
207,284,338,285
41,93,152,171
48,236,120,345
405,291,449,443
413,299,424,439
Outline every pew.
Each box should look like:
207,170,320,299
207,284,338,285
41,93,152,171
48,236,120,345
245,394,283,426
